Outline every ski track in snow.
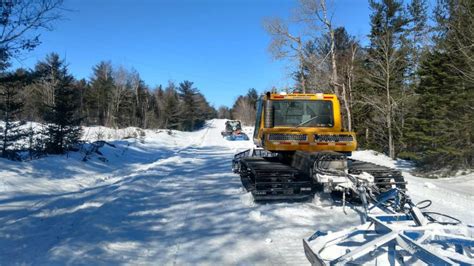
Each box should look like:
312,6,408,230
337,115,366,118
0,119,472,265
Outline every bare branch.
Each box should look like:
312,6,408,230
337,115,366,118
0,0,64,67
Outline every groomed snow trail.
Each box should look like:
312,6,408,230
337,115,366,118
0,119,472,265
0,120,359,265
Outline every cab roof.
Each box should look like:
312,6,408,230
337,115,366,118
266,92,338,101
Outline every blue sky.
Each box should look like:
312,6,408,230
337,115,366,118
13,0,374,107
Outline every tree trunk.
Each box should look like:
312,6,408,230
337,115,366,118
320,0,339,97
329,29,339,96
346,44,357,131
386,62,395,159
2,89,10,157
341,83,352,131
298,40,306,93
2,121,7,157
365,128,369,144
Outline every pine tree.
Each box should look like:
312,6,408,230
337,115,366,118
88,61,114,126
193,92,216,127
149,85,164,128
403,52,456,167
246,88,258,109
402,0,473,171
44,86,82,154
32,53,69,118
162,83,181,130
177,80,199,131
407,0,429,80
132,78,149,128
0,70,29,158
38,54,82,154
74,79,89,124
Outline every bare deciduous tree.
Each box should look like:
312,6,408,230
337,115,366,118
341,43,357,131
0,0,64,69
263,18,307,92
297,0,340,96
232,97,256,126
107,66,130,127
363,38,407,158
217,106,231,119
265,0,356,130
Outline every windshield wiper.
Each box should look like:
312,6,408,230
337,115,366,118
295,115,321,128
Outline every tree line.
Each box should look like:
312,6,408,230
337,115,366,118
0,53,216,158
262,0,473,173
0,1,218,159
1,0,472,173
217,88,258,126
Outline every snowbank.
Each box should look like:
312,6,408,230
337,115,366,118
351,150,474,225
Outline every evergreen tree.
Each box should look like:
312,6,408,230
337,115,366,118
74,79,89,123
37,54,82,154
407,0,429,81
403,52,462,169
177,80,199,131
132,78,149,128
88,61,114,126
0,70,29,158
32,53,70,119
193,92,216,127
146,85,164,128
246,88,258,109
44,86,82,154
162,83,181,130
403,0,473,171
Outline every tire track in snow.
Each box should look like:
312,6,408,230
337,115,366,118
164,119,288,265
0,120,336,265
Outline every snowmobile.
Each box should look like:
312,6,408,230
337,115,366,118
222,120,249,141
232,91,405,201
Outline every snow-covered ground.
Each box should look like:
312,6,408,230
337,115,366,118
351,150,474,225
0,119,472,265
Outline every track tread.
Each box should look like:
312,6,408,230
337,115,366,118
348,159,406,191
239,156,313,201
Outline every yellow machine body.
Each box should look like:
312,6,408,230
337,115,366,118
253,92,357,154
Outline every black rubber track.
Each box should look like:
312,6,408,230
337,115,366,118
234,150,407,201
